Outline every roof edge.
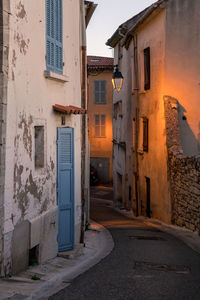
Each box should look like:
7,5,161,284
106,0,167,48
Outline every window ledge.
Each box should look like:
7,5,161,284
44,70,68,83
139,90,147,95
137,149,144,155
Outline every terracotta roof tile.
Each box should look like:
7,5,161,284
53,104,86,114
87,56,114,70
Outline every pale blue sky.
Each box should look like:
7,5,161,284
87,0,156,57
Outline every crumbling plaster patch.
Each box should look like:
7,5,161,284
14,32,29,55
12,50,17,67
16,1,27,21
18,112,33,159
12,113,57,222
13,158,56,222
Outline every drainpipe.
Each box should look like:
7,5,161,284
133,34,139,216
0,0,3,276
0,0,10,276
80,0,87,244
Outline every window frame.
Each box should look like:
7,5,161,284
46,0,63,74
34,126,45,169
94,114,106,137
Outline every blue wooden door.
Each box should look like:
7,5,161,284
57,127,74,251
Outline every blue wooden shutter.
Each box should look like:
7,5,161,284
46,0,63,73
57,128,74,251
55,0,63,73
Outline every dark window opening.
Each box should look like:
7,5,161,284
146,177,151,218
29,245,39,266
143,117,148,152
35,126,44,168
144,47,150,90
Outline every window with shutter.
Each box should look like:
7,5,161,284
144,47,150,90
143,117,148,152
94,80,106,104
94,114,106,137
46,0,63,74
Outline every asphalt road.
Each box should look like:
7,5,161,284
50,186,200,300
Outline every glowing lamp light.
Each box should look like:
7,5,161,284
112,65,123,92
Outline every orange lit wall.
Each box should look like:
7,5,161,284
87,70,113,182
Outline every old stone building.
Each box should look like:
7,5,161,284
107,0,200,230
0,0,96,276
87,56,113,184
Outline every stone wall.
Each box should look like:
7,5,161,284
164,96,200,232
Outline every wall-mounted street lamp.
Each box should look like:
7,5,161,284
112,65,123,92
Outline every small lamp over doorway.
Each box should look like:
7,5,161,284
112,65,123,92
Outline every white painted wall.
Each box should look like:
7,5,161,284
3,0,83,274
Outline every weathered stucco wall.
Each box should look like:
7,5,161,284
2,0,83,275
135,9,171,223
164,96,200,232
165,0,200,156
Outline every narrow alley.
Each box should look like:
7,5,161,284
50,186,200,300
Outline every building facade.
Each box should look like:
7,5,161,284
87,56,113,184
107,0,200,229
0,0,96,276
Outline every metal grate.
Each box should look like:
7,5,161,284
128,236,166,241
134,261,190,274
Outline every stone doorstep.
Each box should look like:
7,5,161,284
2,276,36,284
57,243,84,259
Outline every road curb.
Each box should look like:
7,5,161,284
28,220,114,299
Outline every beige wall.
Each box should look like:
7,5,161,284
88,71,113,182
164,0,200,156
136,9,171,223
112,0,200,225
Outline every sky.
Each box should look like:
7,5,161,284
87,0,156,58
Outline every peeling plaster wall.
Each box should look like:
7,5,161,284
3,0,82,275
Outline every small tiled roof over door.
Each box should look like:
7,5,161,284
53,104,86,114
